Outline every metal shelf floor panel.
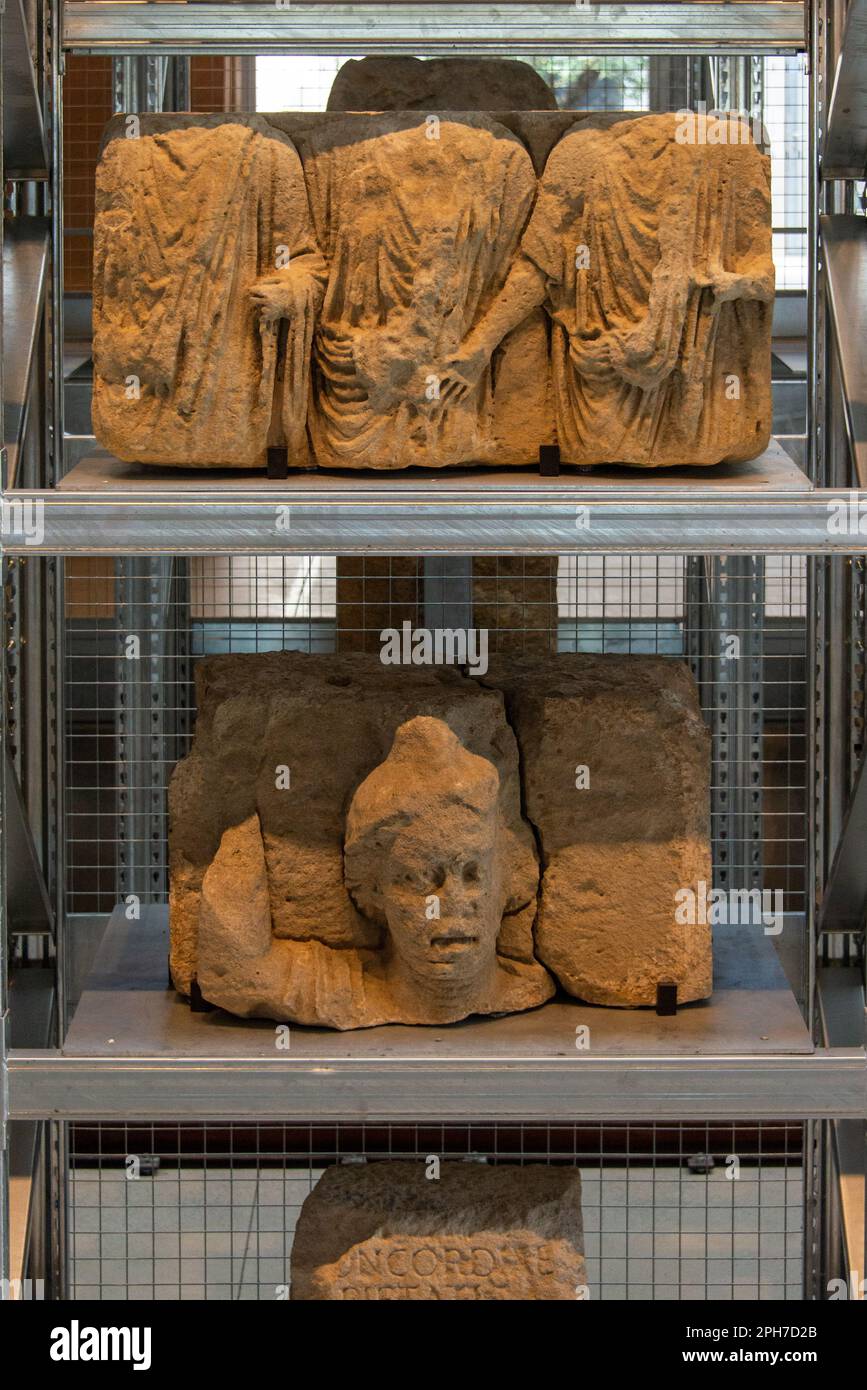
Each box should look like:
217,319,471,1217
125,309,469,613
11,907,865,1123
57,442,812,496
65,906,812,1061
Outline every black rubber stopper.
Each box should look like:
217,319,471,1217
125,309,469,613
656,980,678,1017
266,446,289,479
539,443,561,477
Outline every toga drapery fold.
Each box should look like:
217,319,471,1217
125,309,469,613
297,114,538,470
521,114,774,468
93,118,326,468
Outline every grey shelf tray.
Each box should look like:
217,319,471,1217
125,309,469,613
58,443,812,496
2,218,49,488
823,0,867,178
822,214,867,488
66,905,813,1061
10,905,865,1124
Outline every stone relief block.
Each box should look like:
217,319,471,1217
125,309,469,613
169,652,547,1026
92,102,772,473
326,55,558,112
472,556,559,656
294,112,551,469
169,651,712,1023
521,113,775,467
484,654,713,1007
290,1162,585,1300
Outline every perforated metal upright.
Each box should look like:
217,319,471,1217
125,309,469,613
1,1,865,1301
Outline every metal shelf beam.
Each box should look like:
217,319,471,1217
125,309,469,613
10,487,867,556
8,1050,865,1122
62,2,807,57
822,0,867,177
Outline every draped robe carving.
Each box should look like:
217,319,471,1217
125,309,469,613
91,109,774,473
93,118,327,468
521,114,775,467
297,114,544,469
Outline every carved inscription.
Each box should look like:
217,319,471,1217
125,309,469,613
289,1161,586,1301
325,1236,569,1300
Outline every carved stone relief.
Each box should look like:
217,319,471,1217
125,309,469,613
92,89,773,471
169,652,712,1026
290,1162,586,1301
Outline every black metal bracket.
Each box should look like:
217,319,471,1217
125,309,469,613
539,443,561,477
266,446,289,479
656,981,678,1016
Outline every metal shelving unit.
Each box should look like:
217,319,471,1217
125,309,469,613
1,0,865,1301
0,1,856,544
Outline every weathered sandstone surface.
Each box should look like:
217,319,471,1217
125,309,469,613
290,1161,585,1300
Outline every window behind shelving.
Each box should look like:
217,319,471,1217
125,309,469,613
255,54,651,112
764,55,809,293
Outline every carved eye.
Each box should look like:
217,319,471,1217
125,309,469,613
430,865,446,890
463,862,480,884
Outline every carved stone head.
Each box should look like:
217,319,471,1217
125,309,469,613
344,716,505,995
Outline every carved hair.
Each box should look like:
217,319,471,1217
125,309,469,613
344,716,500,924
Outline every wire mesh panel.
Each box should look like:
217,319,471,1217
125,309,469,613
63,552,810,920
68,1121,805,1301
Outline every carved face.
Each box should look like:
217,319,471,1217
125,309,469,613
381,808,500,984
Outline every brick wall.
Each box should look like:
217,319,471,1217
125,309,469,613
63,56,112,293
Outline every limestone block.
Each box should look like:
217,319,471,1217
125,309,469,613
169,652,549,1025
172,650,711,1021
522,112,774,467
326,56,558,112
335,556,422,653
290,1162,585,1300
484,654,712,1006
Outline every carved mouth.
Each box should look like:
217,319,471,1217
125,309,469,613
429,935,479,951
